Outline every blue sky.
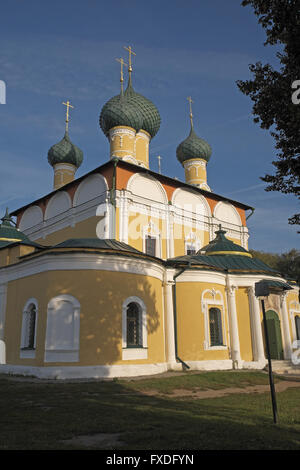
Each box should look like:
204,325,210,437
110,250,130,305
0,0,298,252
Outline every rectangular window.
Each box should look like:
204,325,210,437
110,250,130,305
209,307,223,346
186,244,196,255
145,236,156,257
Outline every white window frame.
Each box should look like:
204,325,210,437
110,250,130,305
44,294,80,363
184,231,201,255
20,298,38,359
201,289,227,350
142,220,161,258
122,296,148,360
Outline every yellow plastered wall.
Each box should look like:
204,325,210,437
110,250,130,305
110,126,135,160
235,287,253,361
0,245,36,267
175,282,230,361
184,159,207,187
173,225,210,256
35,215,104,246
286,289,300,339
127,212,168,259
53,164,76,190
4,269,165,367
135,131,150,168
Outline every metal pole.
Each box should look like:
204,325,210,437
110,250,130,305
261,298,278,424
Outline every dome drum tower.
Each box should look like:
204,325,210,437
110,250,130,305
176,97,212,191
100,48,160,170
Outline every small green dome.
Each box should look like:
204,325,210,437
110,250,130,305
100,79,161,139
198,226,252,257
48,131,83,168
100,93,144,137
0,209,29,248
176,127,212,165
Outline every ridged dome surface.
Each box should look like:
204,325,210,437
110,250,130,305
176,127,212,164
100,80,161,138
99,94,144,137
48,131,83,168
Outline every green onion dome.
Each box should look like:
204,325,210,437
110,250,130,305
100,79,161,139
198,226,252,258
176,126,212,165
47,131,83,168
0,209,29,248
99,93,144,137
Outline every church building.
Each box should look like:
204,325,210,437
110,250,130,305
0,47,299,379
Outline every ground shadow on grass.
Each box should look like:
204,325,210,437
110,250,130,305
0,374,300,450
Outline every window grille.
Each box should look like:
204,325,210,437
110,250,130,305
186,245,196,255
24,304,36,349
209,307,223,346
145,236,156,257
127,302,141,346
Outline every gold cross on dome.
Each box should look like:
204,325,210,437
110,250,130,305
116,57,128,91
157,155,162,174
62,100,74,132
187,96,194,127
124,45,136,73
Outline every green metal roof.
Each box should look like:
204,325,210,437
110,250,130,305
48,130,83,168
0,209,29,248
168,227,279,275
167,252,279,274
53,238,147,254
199,226,251,257
176,125,212,164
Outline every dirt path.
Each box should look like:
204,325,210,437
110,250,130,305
140,380,300,399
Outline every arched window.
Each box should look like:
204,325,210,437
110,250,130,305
20,299,38,358
127,302,142,347
122,297,147,360
44,294,80,362
209,307,223,347
295,315,300,341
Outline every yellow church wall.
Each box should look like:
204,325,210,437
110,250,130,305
135,132,149,167
235,287,253,362
0,248,9,267
35,215,103,246
175,281,230,362
173,224,210,256
126,212,168,259
0,245,36,267
110,126,135,160
286,288,300,340
4,268,165,367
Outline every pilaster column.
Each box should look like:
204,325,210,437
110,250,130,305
0,284,7,364
226,284,242,368
248,286,266,365
280,292,293,360
167,208,174,259
163,279,176,366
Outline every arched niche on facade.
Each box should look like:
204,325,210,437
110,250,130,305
213,201,241,227
19,205,44,231
127,173,168,205
171,188,211,219
73,174,108,207
45,191,72,220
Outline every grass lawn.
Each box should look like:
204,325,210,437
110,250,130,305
1,370,300,451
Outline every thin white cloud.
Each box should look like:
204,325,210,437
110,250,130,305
0,35,255,102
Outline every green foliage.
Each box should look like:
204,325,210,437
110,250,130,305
237,0,300,225
250,248,300,283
